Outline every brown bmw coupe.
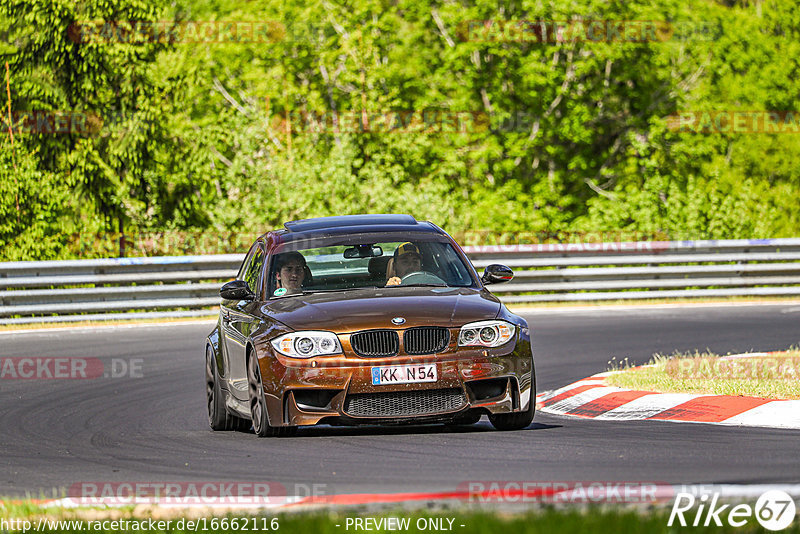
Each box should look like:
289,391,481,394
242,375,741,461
205,214,535,436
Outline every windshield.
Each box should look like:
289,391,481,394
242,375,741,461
267,239,476,297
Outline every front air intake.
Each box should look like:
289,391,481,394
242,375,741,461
344,388,467,417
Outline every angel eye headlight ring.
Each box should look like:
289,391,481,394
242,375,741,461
458,321,515,348
271,331,342,358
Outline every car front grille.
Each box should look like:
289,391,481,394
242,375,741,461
403,327,450,355
350,330,399,357
343,388,467,418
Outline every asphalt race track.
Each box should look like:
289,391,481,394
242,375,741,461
1,302,799,498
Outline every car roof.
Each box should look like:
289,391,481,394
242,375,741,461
262,214,446,244
284,214,418,232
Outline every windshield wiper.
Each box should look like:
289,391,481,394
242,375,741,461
301,286,379,294
396,283,448,287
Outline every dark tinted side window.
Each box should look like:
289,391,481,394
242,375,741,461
237,243,257,280
244,246,265,297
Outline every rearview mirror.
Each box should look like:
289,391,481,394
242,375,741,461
343,244,383,259
220,280,255,301
482,264,514,285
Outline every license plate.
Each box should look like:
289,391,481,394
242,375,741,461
371,364,437,385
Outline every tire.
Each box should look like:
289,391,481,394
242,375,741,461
206,346,251,431
247,352,296,438
488,364,536,431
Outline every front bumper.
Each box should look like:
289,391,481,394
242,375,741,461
255,332,534,427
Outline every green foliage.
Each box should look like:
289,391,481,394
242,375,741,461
0,144,75,259
1,0,212,239
0,0,798,259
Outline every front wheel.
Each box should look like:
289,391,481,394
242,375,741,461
247,353,296,437
489,367,536,431
206,346,250,431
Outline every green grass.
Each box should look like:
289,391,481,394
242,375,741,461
2,508,797,534
606,350,800,399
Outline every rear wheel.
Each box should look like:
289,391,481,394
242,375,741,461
206,346,250,431
489,364,536,431
247,352,296,437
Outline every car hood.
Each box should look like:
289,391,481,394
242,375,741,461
260,286,502,332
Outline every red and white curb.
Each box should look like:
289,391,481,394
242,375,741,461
535,354,800,429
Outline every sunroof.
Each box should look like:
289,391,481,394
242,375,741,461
284,214,417,232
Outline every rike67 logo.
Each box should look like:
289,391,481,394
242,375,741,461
669,490,796,531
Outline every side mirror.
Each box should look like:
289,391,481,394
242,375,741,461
220,280,255,301
482,264,514,284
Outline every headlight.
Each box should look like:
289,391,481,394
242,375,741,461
270,331,342,358
458,320,515,348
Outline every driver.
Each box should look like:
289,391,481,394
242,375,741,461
386,242,422,286
274,251,306,294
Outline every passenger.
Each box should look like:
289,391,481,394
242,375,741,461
274,251,306,294
386,242,422,286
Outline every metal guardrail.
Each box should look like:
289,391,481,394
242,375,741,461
1,239,799,324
